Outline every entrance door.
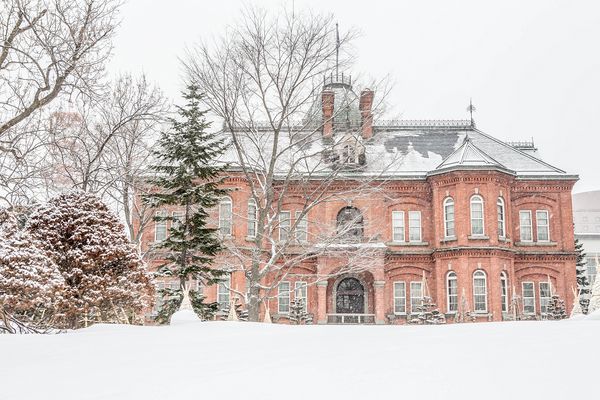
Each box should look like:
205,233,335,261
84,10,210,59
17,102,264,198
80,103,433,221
336,277,365,314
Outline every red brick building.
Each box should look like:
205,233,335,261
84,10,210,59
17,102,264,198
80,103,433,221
138,77,578,324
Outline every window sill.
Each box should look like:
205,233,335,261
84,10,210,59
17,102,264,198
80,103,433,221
387,241,429,246
468,235,490,240
499,237,511,243
514,241,557,247
440,236,457,243
245,235,256,242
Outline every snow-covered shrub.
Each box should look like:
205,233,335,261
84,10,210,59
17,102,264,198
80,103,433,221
26,192,154,329
0,209,65,326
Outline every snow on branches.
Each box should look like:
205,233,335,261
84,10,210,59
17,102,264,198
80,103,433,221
26,191,154,329
0,209,65,325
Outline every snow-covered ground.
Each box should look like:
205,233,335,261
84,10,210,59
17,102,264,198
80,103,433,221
1,316,598,400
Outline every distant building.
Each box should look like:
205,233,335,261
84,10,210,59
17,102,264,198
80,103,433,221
573,191,600,289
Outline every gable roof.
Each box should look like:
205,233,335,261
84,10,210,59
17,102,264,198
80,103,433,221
430,135,514,176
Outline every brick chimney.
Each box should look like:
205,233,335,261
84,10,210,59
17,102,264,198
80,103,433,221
322,89,335,138
359,89,374,140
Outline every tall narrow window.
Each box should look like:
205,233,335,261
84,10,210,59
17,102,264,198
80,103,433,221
279,211,291,242
410,281,423,313
154,210,167,242
408,211,422,242
295,211,308,242
500,272,509,313
294,281,308,312
392,211,405,242
337,207,363,241
470,195,484,236
536,210,550,242
217,273,231,310
497,197,506,238
393,282,406,314
446,272,458,313
443,198,455,238
278,281,290,313
539,282,551,315
219,197,233,236
522,282,535,314
473,270,488,313
247,199,257,238
519,211,533,242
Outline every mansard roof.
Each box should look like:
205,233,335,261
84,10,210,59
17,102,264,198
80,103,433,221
219,120,576,180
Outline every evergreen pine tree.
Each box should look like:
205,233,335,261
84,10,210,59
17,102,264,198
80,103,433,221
409,296,446,325
546,294,568,320
575,239,590,313
289,298,312,325
144,86,227,323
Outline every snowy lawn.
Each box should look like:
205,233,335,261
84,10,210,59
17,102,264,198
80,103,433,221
1,317,597,400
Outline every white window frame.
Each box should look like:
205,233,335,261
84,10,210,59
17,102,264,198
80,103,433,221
219,197,233,236
443,197,455,238
279,211,291,242
393,281,407,314
536,210,550,242
295,211,308,243
539,281,551,315
497,197,506,239
500,272,509,313
278,281,290,314
392,211,405,242
408,211,422,242
447,272,458,313
519,210,533,242
294,281,308,312
470,195,485,236
154,210,168,242
247,198,257,238
473,270,488,313
217,273,231,311
522,281,536,314
410,281,423,313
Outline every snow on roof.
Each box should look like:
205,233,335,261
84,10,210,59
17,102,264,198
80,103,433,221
219,122,574,179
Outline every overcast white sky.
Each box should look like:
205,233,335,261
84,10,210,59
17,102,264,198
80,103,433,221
109,0,600,193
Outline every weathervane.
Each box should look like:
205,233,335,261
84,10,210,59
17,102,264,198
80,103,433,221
467,98,476,127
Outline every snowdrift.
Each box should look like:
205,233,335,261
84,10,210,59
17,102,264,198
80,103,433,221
0,318,598,400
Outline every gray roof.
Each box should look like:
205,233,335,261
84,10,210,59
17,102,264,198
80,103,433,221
220,121,576,180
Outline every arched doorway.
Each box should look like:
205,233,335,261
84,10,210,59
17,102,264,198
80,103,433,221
336,277,365,314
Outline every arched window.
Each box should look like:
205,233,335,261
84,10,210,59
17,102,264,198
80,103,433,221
337,206,363,242
500,271,509,313
247,198,257,238
497,197,506,238
470,195,484,236
443,197,455,238
447,271,458,313
473,270,488,313
219,197,233,236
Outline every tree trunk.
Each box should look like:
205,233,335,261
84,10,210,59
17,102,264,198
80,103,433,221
247,280,261,322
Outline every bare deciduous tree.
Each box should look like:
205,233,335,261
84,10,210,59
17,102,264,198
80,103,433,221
0,0,121,138
46,73,169,243
184,7,394,321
